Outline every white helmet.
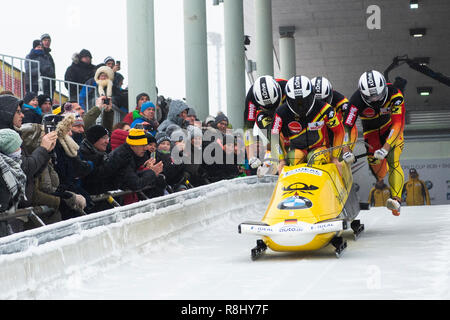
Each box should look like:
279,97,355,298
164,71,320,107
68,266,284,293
358,70,388,106
252,75,282,110
311,76,333,104
285,75,315,116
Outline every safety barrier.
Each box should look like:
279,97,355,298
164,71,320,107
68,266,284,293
0,175,277,299
0,54,41,98
41,76,98,110
1,52,125,124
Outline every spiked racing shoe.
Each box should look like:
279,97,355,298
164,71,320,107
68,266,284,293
386,198,401,216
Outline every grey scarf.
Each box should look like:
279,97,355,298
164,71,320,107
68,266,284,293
0,152,27,202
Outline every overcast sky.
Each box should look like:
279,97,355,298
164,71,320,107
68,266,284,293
1,0,227,115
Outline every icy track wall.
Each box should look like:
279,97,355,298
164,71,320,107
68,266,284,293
0,176,277,299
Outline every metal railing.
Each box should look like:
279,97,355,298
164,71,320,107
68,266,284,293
0,53,42,98
1,52,126,125
41,76,98,110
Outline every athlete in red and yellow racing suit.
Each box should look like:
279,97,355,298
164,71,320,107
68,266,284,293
272,99,345,172
343,84,406,214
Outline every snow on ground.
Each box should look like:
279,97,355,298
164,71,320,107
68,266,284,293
29,203,450,300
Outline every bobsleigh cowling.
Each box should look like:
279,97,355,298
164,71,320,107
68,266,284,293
239,147,366,259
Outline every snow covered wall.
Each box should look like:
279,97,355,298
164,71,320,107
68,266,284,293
0,176,277,299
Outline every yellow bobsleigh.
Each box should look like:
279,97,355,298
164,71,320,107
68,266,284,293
239,146,367,259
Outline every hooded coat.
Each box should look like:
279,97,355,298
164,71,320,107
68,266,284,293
157,100,190,133
64,52,97,101
0,95,22,130
0,95,52,208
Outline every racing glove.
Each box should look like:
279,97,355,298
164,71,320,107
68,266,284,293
249,157,262,169
342,152,355,164
374,148,389,160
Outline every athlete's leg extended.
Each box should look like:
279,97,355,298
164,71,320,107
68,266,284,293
386,137,405,200
364,131,388,181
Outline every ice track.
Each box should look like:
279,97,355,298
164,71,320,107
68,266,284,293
1,176,449,300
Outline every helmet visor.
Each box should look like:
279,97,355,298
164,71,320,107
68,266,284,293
362,86,387,103
288,94,315,116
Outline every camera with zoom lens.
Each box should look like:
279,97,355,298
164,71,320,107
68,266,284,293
42,114,64,134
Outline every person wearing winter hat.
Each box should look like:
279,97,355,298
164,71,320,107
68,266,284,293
38,33,56,100
94,66,115,98
122,92,150,125
38,94,52,114
104,56,115,67
40,33,51,42
64,49,96,101
79,49,92,61
0,95,24,130
155,132,171,153
204,115,215,128
78,125,114,199
131,101,159,136
186,107,198,126
22,92,43,124
85,125,109,153
0,129,27,217
110,128,129,151
214,113,229,134
105,126,165,195
25,40,44,93
0,128,23,159
126,128,148,151
157,99,190,133
71,113,85,145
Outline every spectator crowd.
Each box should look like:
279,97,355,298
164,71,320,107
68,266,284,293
0,33,255,238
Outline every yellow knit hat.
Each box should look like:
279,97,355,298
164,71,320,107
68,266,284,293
126,128,148,146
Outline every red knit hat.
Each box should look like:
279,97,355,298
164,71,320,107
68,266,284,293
110,129,129,151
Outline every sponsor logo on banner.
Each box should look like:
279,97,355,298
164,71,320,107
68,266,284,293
288,121,302,133
247,103,257,121
362,107,376,117
272,115,282,134
345,106,358,126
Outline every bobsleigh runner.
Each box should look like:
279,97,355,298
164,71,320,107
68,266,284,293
239,144,369,259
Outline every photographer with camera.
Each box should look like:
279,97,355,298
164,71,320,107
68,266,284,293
0,95,58,212
81,96,114,134
49,113,91,219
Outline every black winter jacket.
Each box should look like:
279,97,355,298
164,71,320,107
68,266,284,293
78,139,115,195
64,55,97,101
105,143,158,192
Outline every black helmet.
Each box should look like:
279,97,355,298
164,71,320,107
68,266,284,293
285,75,316,116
